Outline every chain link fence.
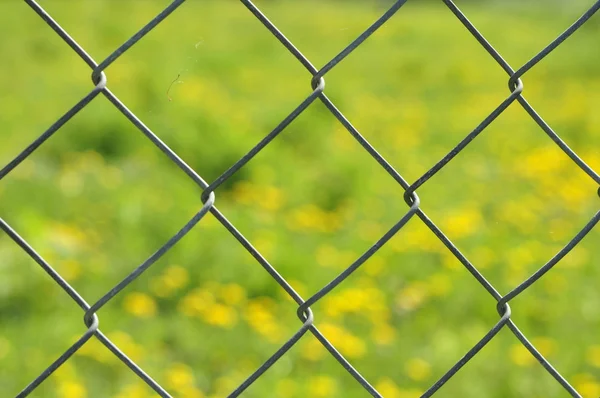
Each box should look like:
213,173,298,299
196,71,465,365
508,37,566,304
2,0,600,397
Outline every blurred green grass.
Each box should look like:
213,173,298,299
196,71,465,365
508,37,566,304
1,0,600,397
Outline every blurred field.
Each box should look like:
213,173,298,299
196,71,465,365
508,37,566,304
1,0,600,397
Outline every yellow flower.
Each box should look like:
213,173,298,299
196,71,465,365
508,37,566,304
320,323,366,358
231,181,257,205
509,344,534,367
151,265,189,298
365,256,385,276
573,374,600,398
517,145,565,178
375,377,401,398
123,292,157,318
440,206,482,240
259,185,285,211
53,361,77,381
531,337,556,357
307,375,337,397
165,363,196,391
57,381,87,398
376,378,423,398
285,204,334,233
586,345,600,368
371,323,396,346
218,283,246,306
252,230,276,258
106,331,144,362
163,265,189,291
301,337,325,361
244,298,283,343
405,358,431,381
75,339,113,364
213,374,240,396
202,303,238,328
178,289,215,317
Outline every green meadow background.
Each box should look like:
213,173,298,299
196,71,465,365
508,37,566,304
1,0,600,397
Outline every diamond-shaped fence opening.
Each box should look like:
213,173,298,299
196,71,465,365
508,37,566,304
2,1,600,397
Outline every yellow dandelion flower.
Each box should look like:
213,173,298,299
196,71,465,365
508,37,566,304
586,345,600,368
75,339,113,364
53,361,76,381
375,377,401,398
178,289,214,317
506,245,536,269
441,251,461,271
518,145,565,177
405,357,431,381
163,265,189,291
365,256,385,276
573,374,600,398
301,337,325,361
123,292,157,318
244,298,283,343
218,283,246,306
202,303,238,328
320,323,366,358
308,375,337,397
253,235,275,258
371,323,396,346
57,381,87,398
399,389,423,398
107,331,144,362
287,279,307,298
213,375,240,396
231,181,257,205
151,265,189,298
531,337,556,357
441,206,483,240
259,185,285,211
166,363,196,391
150,278,170,298
285,204,329,233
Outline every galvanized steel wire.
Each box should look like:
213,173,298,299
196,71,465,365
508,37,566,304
2,0,600,397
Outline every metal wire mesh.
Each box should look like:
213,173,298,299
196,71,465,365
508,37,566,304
2,0,600,397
